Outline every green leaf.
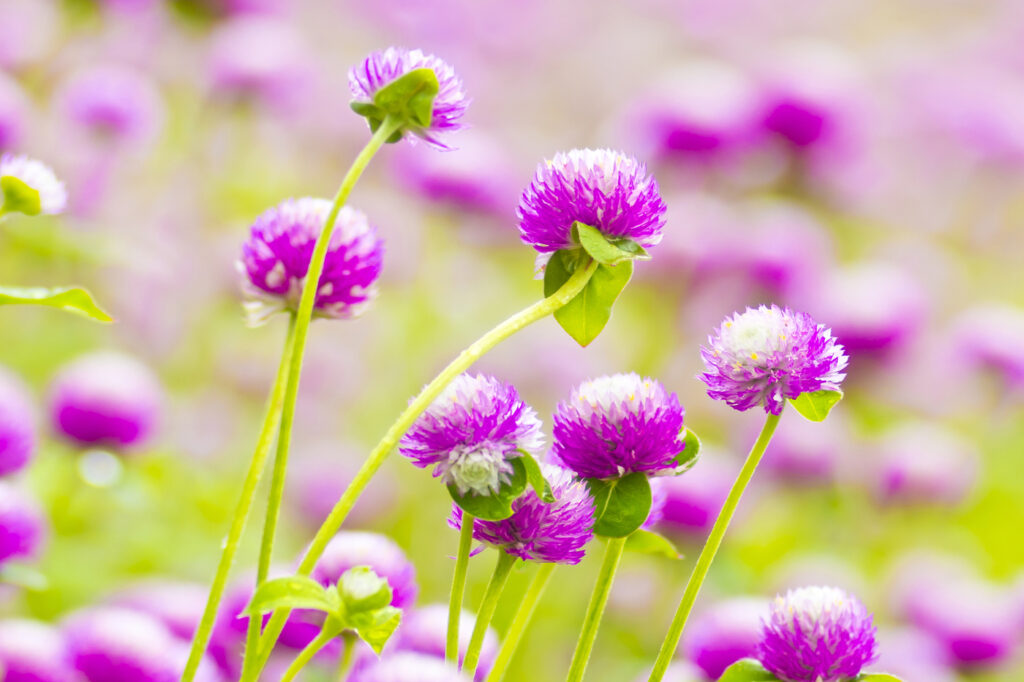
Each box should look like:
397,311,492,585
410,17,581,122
351,67,440,138
574,222,643,266
339,566,393,613
448,457,528,521
244,576,338,616
0,285,113,322
719,658,779,682
518,450,555,503
350,605,402,655
855,674,903,681
1,176,42,216
586,471,652,537
549,253,634,347
788,389,843,422
0,563,49,591
673,427,701,473
623,529,682,559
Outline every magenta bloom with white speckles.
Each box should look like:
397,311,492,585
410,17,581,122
758,586,878,682
0,619,79,682
349,47,467,149
0,481,46,564
450,464,594,564
701,305,847,415
0,153,67,215
551,373,685,480
239,197,384,324
517,148,667,255
310,531,418,609
399,374,543,496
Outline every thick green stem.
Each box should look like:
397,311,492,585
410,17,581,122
251,258,601,673
447,513,476,663
485,563,556,682
279,627,337,682
180,317,297,682
565,536,627,682
647,411,782,681
337,632,357,681
464,551,517,678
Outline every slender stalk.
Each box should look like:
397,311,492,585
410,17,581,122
337,632,357,681
447,513,476,663
647,411,782,681
279,627,337,682
180,317,297,682
250,258,601,674
464,551,517,678
565,536,627,682
485,563,556,682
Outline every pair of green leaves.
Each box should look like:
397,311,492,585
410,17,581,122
720,659,902,682
789,389,843,422
245,566,401,655
448,450,553,522
1,176,42,217
544,222,650,347
350,68,440,142
0,285,112,322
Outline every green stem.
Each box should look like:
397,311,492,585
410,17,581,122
447,512,476,663
565,536,627,682
251,258,601,674
464,551,517,678
337,632,357,681
279,627,337,682
647,411,782,682
485,563,556,682
180,316,297,682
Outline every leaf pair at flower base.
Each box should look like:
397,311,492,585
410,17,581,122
719,658,902,682
448,451,553,522
350,68,440,142
245,567,401,655
789,389,843,422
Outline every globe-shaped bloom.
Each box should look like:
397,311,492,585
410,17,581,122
0,153,67,215
758,586,877,682
700,305,847,415
351,652,469,682
399,374,543,496
551,373,685,479
239,197,384,324
64,607,185,682
49,351,162,451
0,481,46,564
872,423,978,506
450,464,594,564
655,452,733,534
683,597,768,679
112,580,209,640
310,531,418,609
0,619,78,682
56,64,164,145
516,148,667,254
0,366,35,476
349,47,468,149
391,604,499,681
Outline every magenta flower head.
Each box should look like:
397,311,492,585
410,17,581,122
64,607,184,682
516,149,667,255
49,351,162,451
349,47,467,149
450,464,595,564
239,197,384,325
758,586,878,682
684,597,768,679
56,64,164,146
0,153,67,216
399,373,543,496
0,481,46,564
0,72,30,150
701,305,847,415
0,366,36,476
352,652,469,682
310,531,418,609
112,580,210,640
551,373,685,479
392,604,498,680
0,619,78,682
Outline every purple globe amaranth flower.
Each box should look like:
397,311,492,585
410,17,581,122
684,597,768,679
352,652,470,682
0,619,79,682
644,475,668,529
449,464,594,564
391,605,497,680
349,47,467,149
56,64,164,146
310,531,418,609
701,305,847,415
0,366,36,477
111,580,210,640
399,373,543,496
758,586,878,682
954,303,1024,390
0,153,67,215
0,481,46,564
517,149,667,255
551,373,685,479
0,72,30,150
239,197,384,325
656,452,733,534
49,351,162,451
872,423,978,506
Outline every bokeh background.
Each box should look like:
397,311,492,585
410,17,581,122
1,0,1023,681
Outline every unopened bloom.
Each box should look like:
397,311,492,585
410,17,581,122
399,374,543,496
0,619,79,682
700,305,847,415
552,373,685,479
0,153,67,215
392,604,498,680
0,481,45,564
239,197,384,324
450,464,594,564
49,351,162,451
352,652,469,682
56,64,164,145
758,586,877,682
310,531,418,609
517,149,667,254
0,366,36,477
349,47,467,149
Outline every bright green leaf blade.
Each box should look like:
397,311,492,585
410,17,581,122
542,249,573,297
244,575,337,616
339,566,393,613
372,67,440,128
788,389,843,422
448,458,528,521
554,260,633,347
623,529,682,559
719,658,779,682
351,606,402,655
586,471,652,537
0,563,49,591
0,285,113,322
574,222,638,266
856,674,904,681
673,427,701,473
519,450,555,503
1,176,42,216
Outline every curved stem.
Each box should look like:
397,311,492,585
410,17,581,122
565,536,627,682
647,411,782,682
464,551,517,678
447,513,476,663
485,563,556,682
279,627,337,682
251,258,601,674
180,317,297,682
337,632,357,681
